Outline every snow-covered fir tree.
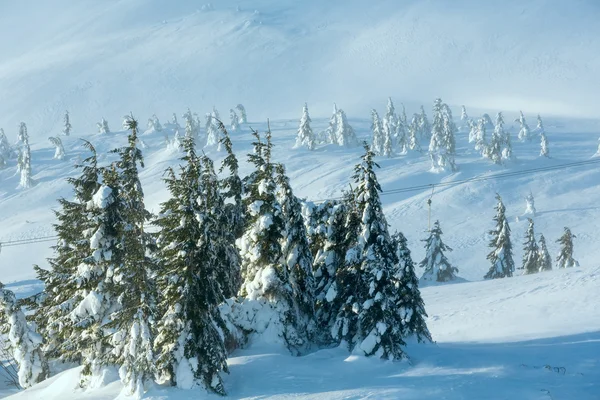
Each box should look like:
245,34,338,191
538,115,549,157
0,128,12,161
418,105,431,140
334,108,357,147
17,122,28,145
275,163,316,344
106,115,156,398
391,231,432,342
370,109,384,155
48,136,65,160
170,113,181,131
239,130,310,354
556,227,579,269
484,114,503,164
395,104,408,154
474,118,487,153
439,103,457,171
502,129,514,160
467,119,477,143
538,234,552,272
323,103,338,144
331,144,430,359
418,221,458,282
147,114,162,133
97,118,110,134
218,123,245,241
182,108,199,138
153,134,230,393
460,105,468,126
235,104,247,124
0,283,49,388
516,111,531,142
230,109,240,132
524,192,536,216
18,133,33,189
521,219,540,275
62,110,72,136
383,97,397,143
205,112,221,148
295,103,316,150
481,113,494,130
484,194,515,279
408,114,421,152
428,99,444,169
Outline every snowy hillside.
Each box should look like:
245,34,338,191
1,0,600,399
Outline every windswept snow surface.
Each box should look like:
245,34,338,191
1,0,600,398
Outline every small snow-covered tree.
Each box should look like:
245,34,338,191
383,97,397,144
334,108,357,147
485,112,505,165
0,128,13,162
428,99,444,169
17,122,28,145
0,283,49,389
484,194,515,279
516,111,531,142
521,219,540,275
205,111,221,149
48,136,65,160
295,103,316,150
322,103,338,144
538,115,549,157
418,105,431,140
556,227,578,269
502,130,514,160
395,104,408,154
460,105,468,125
18,134,33,189
97,118,110,134
230,109,240,131
537,234,552,272
482,113,494,130
524,192,536,216
147,114,162,133
170,113,181,131
235,104,247,124
62,110,72,136
218,122,244,240
468,119,477,143
370,109,384,155
439,103,457,171
182,108,199,138
418,221,458,282
475,118,487,153
408,114,421,152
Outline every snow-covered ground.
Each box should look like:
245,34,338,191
1,0,600,398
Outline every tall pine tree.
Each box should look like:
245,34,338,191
521,218,540,275
556,227,578,268
484,194,515,279
418,221,458,282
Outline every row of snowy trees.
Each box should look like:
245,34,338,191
0,120,431,397
418,197,578,283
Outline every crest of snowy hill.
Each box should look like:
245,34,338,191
1,0,600,139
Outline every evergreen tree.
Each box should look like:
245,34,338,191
439,103,457,171
170,113,181,131
107,115,156,398
484,114,503,164
475,118,487,153
383,98,397,145
153,134,229,393
482,113,494,130
218,122,245,241
468,119,477,143
0,283,49,388
418,105,431,140
460,105,468,125
18,133,33,189
502,129,514,160
371,109,384,155
331,144,429,359
556,227,579,268
522,219,540,275
428,99,444,170
524,192,536,216
334,108,357,147
97,118,110,134
418,221,458,282
48,136,66,160
323,103,338,144
239,129,309,354
484,194,515,279
62,110,72,136
516,111,531,142
205,111,221,149
538,116,549,157
182,108,199,138
17,122,28,146
230,109,240,132
391,231,432,342
235,104,247,124
0,128,12,161
537,234,552,272
295,103,316,150
147,114,163,133
408,114,421,151
275,163,316,344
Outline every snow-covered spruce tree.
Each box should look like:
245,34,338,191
106,115,156,398
538,115,549,157
205,112,222,148
556,227,579,269
153,134,229,393
484,194,515,279
62,110,72,136
485,116,503,165
391,231,432,342
48,136,66,160
482,113,494,130
439,103,457,171
239,129,309,354
515,111,531,142
275,163,316,343
18,134,33,189
0,283,49,388
334,108,357,147
371,109,384,156
502,129,514,160
0,128,12,160
460,105,468,126
428,99,444,170
521,219,540,275
331,143,427,359
170,113,181,131
418,221,458,282
295,103,316,150
97,118,110,134
383,98,398,145
218,122,245,241
323,103,339,144
524,192,536,216
394,114,407,155
183,108,199,138
467,119,477,143
474,118,487,153
418,105,431,140
408,114,421,152
230,109,240,132
17,122,28,146
537,234,552,272
235,104,247,124
147,114,162,133
31,141,104,369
